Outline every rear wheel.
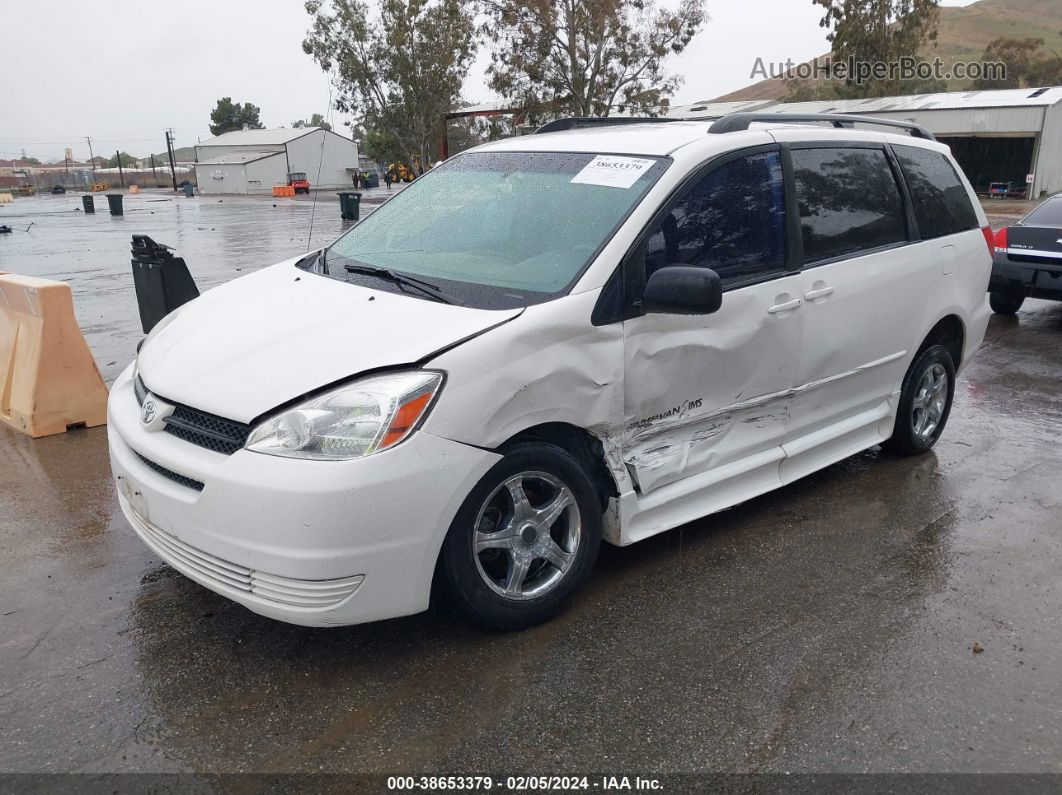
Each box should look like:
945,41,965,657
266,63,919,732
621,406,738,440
989,289,1025,315
883,344,956,456
437,441,601,630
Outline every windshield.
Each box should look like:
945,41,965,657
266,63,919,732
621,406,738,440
320,151,668,308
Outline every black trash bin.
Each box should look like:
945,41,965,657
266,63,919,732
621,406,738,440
82,194,95,214
337,191,362,221
106,193,124,216
130,235,200,334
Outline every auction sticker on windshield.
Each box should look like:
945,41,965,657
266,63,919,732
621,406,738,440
570,155,656,189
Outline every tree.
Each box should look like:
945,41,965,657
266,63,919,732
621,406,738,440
351,124,407,166
481,0,706,118
291,112,333,131
106,152,139,168
303,0,475,172
973,37,1062,89
209,97,265,136
812,0,940,98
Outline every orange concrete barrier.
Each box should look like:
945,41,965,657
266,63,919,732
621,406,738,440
0,273,108,437
272,185,295,197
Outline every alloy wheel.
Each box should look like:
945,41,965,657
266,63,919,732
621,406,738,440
472,471,581,601
911,363,948,442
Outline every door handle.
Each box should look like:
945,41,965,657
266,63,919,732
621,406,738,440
803,286,835,300
767,298,802,314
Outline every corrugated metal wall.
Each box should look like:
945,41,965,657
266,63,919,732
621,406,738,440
285,131,359,190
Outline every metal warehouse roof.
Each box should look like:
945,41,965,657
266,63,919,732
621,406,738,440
670,86,1062,120
666,99,778,118
762,87,1062,115
193,151,282,166
197,128,323,147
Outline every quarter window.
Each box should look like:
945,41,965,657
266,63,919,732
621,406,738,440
642,150,787,290
894,145,979,239
792,147,907,263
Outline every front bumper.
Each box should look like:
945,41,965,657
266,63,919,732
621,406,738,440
108,363,500,626
990,253,1062,300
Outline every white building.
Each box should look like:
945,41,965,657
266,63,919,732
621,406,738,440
193,128,359,195
669,86,1062,199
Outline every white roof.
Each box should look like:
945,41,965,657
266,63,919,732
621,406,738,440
479,120,716,156
194,150,282,166
197,127,323,147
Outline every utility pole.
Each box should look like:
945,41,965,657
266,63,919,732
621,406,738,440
165,129,178,191
85,136,96,179
150,153,158,183
116,150,125,187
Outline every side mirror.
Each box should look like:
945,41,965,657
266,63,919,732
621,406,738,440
642,265,722,315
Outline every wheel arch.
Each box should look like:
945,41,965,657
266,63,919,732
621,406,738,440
498,422,619,513
918,314,965,370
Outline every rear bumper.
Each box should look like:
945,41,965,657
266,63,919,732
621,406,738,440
990,253,1062,300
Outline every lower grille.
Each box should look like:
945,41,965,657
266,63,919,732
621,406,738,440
125,503,364,609
132,450,205,492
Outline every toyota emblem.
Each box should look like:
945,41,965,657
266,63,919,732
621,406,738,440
141,399,157,425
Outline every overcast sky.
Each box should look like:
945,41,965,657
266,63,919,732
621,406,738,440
2,0,977,162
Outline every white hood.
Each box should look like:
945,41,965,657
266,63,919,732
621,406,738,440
137,259,522,422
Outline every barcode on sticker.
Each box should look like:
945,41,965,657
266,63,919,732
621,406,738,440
570,155,655,189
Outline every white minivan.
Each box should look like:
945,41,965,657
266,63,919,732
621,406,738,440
109,113,993,630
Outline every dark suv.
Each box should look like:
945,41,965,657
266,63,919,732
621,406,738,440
989,196,1062,315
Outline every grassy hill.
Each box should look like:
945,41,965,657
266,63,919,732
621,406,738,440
149,146,198,163
714,0,1062,101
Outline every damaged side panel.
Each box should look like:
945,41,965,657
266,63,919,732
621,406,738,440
620,274,805,496
421,290,632,495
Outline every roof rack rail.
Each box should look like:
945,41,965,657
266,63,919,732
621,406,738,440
708,112,935,140
534,116,675,134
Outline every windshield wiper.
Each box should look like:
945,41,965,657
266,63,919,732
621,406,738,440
343,263,462,305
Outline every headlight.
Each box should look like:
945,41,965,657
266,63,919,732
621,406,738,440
245,371,443,460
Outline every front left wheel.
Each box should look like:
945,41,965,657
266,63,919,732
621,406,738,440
436,441,602,630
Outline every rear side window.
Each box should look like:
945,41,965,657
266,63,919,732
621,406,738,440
643,150,787,289
894,145,979,239
792,147,907,263
1022,199,1062,227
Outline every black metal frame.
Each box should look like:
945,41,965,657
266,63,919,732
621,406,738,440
534,117,676,134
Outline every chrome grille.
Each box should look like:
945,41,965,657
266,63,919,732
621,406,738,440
124,502,364,609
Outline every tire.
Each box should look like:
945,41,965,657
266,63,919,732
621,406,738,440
989,290,1024,315
436,441,602,630
883,344,956,456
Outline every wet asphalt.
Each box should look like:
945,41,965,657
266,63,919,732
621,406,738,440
1,193,1061,776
